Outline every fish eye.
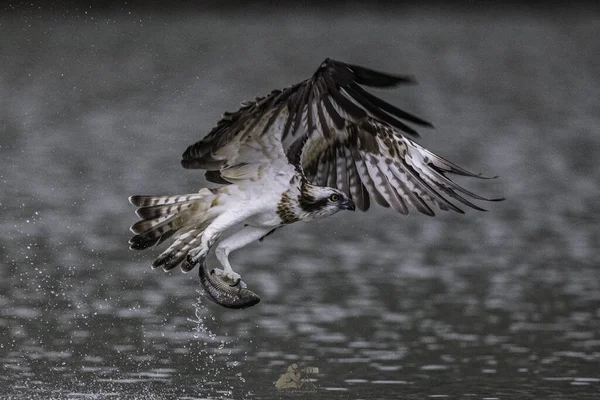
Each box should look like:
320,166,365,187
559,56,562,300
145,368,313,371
329,194,340,202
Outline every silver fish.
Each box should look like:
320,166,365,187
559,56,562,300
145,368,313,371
198,262,260,309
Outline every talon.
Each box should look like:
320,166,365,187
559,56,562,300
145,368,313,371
186,254,195,265
226,272,242,287
187,248,208,266
213,269,241,286
181,258,193,272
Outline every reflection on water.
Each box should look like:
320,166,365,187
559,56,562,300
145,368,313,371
1,5,600,399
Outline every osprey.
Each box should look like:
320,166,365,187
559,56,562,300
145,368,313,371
129,59,501,299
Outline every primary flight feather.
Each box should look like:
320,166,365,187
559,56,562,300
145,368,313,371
129,58,502,287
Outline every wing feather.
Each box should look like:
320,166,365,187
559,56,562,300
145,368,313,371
396,159,464,213
315,151,329,187
343,146,370,211
384,162,437,215
325,148,336,189
335,146,349,195
316,102,332,139
349,83,433,127
326,81,368,120
363,154,409,214
306,85,317,135
321,93,345,129
389,170,435,216
351,146,389,208
339,60,415,87
344,84,420,136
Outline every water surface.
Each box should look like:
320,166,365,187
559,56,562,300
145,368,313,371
1,5,599,399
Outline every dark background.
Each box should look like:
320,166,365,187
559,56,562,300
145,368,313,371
1,2,599,399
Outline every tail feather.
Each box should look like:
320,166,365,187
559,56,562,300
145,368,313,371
129,193,208,208
130,214,179,235
135,201,195,220
128,190,219,270
151,229,204,271
129,214,183,250
129,233,161,250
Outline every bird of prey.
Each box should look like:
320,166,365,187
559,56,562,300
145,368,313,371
128,59,501,290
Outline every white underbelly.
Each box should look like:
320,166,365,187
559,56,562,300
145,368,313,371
245,210,282,228
216,167,293,228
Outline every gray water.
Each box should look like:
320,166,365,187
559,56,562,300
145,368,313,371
1,5,599,399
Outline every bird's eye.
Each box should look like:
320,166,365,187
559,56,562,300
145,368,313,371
329,194,339,202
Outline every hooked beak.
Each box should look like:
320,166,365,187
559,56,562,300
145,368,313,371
341,198,356,211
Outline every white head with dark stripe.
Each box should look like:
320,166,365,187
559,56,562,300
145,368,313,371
297,182,355,220
277,180,356,224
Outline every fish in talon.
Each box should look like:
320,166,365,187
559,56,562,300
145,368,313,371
198,262,260,309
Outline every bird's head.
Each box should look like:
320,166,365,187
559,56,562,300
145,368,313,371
298,183,355,221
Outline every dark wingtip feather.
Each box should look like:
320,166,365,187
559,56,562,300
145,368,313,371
323,58,417,88
347,83,434,129
473,173,499,180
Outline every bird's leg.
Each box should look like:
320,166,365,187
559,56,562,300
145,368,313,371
214,226,273,285
185,217,232,269
184,209,262,273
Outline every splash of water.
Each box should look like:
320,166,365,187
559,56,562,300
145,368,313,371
187,290,248,398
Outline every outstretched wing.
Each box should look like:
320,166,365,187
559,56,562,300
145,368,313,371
300,119,502,215
180,58,427,184
182,58,502,213
180,89,294,183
